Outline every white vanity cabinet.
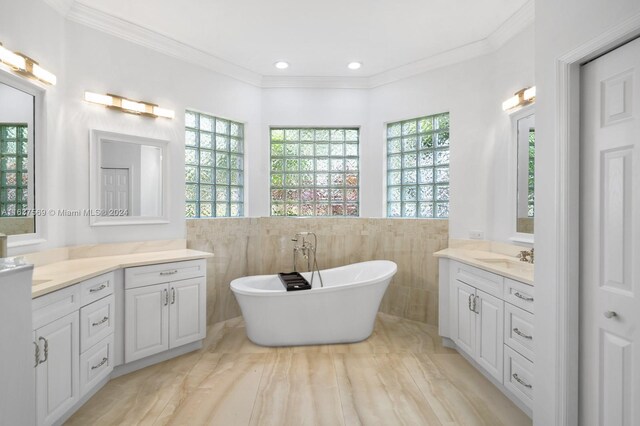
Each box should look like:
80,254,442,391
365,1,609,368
439,257,534,416
32,272,115,426
124,260,206,363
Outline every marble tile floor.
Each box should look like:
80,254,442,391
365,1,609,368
66,313,531,426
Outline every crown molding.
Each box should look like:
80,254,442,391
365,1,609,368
51,0,534,89
261,75,371,89
487,0,535,50
42,0,74,16
65,2,263,87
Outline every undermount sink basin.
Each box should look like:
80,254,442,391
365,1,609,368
32,279,51,285
474,257,533,271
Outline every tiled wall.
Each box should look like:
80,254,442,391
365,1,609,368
187,218,448,325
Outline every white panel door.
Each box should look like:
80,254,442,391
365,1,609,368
451,279,476,356
101,168,129,214
581,36,640,426
35,311,79,426
124,283,169,363
474,289,504,382
169,278,206,348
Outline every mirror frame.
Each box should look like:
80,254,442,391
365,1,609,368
0,70,47,248
508,104,535,244
89,129,169,226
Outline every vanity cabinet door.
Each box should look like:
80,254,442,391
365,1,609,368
169,278,206,349
35,311,80,426
474,289,504,382
451,280,476,356
124,283,169,363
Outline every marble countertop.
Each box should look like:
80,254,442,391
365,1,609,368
31,249,213,298
434,248,534,285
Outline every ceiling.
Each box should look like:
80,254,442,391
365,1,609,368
52,0,533,86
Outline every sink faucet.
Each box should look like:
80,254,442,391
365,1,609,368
517,248,534,264
0,233,7,258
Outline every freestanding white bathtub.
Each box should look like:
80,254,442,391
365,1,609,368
230,260,397,346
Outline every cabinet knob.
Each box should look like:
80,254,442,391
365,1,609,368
604,311,617,319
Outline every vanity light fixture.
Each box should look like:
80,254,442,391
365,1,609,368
0,42,56,85
502,86,536,112
84,91,175,119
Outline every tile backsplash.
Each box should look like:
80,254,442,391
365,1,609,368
187,218,448,326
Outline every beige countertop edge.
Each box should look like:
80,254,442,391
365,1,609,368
32,249,213,299
434,248,534,286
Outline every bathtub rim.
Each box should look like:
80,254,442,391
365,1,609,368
230,260,397,297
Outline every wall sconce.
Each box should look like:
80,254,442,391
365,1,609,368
0,42,57,85
502,86,536,112
84,91,175,119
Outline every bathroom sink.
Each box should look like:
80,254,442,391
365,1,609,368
474,257,533,272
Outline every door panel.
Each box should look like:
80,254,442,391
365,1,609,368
581,36,640,426
451,280,476,356
124,284,169,363
475,289,504,382
169,278,206,348
35,312,79,426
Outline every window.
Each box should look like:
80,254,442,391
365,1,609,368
386,112,450,218
270,128,359,216
0,124,29,217
185,111,244,218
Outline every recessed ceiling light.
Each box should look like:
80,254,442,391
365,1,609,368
348,62,362,70
274,61,289,69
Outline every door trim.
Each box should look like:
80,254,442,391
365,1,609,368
552,12,640,426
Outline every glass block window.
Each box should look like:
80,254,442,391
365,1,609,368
185,111,244,218
0,124,29,217
528,128,535,217
386,113,450,218
270,128,359,217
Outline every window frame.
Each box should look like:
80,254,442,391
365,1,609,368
385,112,450,219
184,109,245,218
269,127,360,217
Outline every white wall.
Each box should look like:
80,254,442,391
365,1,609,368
535,1,640,425
1,0,533,252
370,26,534,241
258,88,370,216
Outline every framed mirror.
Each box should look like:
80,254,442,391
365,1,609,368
0,79,36,237
89,130,169,226
513,107,535,237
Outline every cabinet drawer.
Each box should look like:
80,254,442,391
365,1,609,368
80,295,115,353
80,272,114,306
504,278,534,314
33,284,81,329
504,345,534,410
80,334,114,396
125,259,206,290
452,261,503,298
504,303,534,361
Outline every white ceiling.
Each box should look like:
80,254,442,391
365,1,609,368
70,0,531,80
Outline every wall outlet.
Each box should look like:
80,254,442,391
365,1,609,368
469,230,484,240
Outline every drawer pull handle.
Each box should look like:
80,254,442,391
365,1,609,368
91,357,108,370
38,337,48,364
513,328,533,340
92,316,109,327
512,373,532,389
89,284,107,293
160,270,178,276
514,292,533,302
